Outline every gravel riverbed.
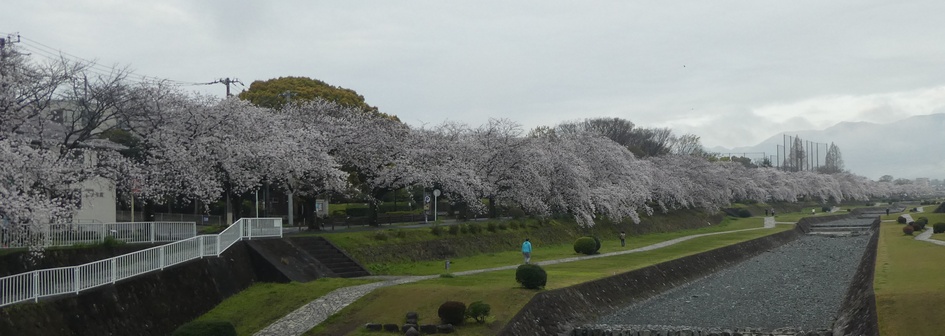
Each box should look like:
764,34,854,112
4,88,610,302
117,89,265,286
594,232,872,330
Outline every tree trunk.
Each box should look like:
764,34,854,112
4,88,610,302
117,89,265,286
488,196,498,218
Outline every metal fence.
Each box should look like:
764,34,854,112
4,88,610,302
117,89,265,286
116,211,224,226
0,217,282,307
1,222,196,249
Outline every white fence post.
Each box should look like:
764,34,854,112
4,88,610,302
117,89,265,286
100,223,106,243
150,222,155,244
159,246,165,270
74,268,80,294
111,259,117,284
247,219,253,240
32,272,38,303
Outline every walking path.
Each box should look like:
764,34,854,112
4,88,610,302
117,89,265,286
914,227,945,246
254,219,780,336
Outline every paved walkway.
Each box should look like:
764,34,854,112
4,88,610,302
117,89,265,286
254,220,780,336
914,227,945,246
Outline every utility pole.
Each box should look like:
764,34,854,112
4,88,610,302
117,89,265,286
208,77,244,97
0,32,20,60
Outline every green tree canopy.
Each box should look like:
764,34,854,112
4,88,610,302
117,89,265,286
238,76,398,120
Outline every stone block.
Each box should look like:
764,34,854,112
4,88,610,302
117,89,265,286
402,324,418,332
383,323,399,332
420,324,438,334
437,324,455,333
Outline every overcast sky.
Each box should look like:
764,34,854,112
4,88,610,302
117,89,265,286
6,0,945,149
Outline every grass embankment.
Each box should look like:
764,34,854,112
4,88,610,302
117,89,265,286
332,216,772,276
874,211,945,335
191,278,376,335
306,218,792,335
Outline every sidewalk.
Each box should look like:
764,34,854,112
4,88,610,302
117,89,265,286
254,220,779,336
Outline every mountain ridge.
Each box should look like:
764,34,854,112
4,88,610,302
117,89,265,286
709,113,945,180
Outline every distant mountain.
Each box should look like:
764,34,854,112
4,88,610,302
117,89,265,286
710,113,945,180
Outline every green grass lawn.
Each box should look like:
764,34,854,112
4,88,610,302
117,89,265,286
305,224,792,336
191,278,376,336
365,216,771,276
192,215,787,336
874,221,945,336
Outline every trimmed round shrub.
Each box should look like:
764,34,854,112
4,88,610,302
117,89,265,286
437,301,466,325
736,208,752,218
172,321,236,336
515,264,547,289
933,223,945,234
903,224,915,236
897,216,908,224
916,217,929,225
573,237,598,255
821,206,831,212
465,301,491,323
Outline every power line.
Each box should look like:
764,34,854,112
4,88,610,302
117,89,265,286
10,34,207,86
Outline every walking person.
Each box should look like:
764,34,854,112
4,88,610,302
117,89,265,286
619,231,626,247
522,238,532,264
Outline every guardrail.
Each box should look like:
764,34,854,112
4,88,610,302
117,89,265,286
0,218,281,307
1,222,196,249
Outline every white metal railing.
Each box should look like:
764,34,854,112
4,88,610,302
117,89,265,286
0,222,197,249
0,217,281,307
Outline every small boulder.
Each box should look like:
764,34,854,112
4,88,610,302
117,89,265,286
364,323,382,331
404,326,420,336
437,324,455,333
420,324,438,334
401,324,418,333
383,323,399,332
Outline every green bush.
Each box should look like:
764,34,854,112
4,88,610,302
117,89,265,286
737,208,752,218
917,217,929,225
573,237,598,255
509,221,520,230
438,301,466,325
593,236,602,251
448,225,460,235
465,301,491,323
506,207,526,219
933,223,945,234
430,225,444,236
914,218,928,230
903,224,915,236
101,235,124,249
459,224,469,234
897,216,908,224
821,206,831,212
468,223,483,234
172,320,236,336
487,222,497,232
372,231,388,241
515,264,547,289
393,229,407,239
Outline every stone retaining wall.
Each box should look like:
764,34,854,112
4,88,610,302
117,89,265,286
830,217,880,336
0,241,281,336
498,227,804,336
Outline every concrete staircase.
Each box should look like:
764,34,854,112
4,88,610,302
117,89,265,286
288,237,371,278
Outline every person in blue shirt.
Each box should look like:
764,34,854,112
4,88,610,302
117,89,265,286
522,238,532,264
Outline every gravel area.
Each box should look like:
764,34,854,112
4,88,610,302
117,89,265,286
595,229,873,330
